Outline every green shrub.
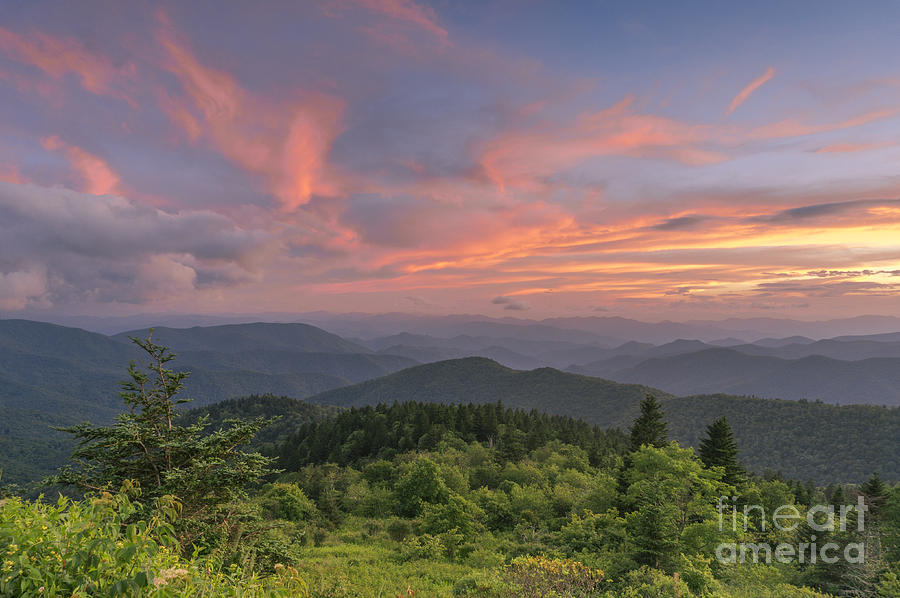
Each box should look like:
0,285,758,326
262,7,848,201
361,519,382,539
0,491,308,597
398,533,445,561
394,458,450,517
502,555,604,598
259,483,317,523
452,573,505,597
465,546,505,569
311,527,328,546
878,571,900,598
358,485,394,517
718,564,832,598
675,553,720,597
611,566,696,598
420,495,485,539
387,518,412,542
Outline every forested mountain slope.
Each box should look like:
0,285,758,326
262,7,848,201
306,358,900,482
307,357,668,425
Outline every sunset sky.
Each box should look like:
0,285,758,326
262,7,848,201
2,0,900,319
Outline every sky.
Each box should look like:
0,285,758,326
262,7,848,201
2,0,900,320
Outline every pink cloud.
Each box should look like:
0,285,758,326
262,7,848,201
155,12,346,210
750,107,900,139
0,163,25,184
814,142,892,153
726,66,775,116
40,136,120,195
0,25,133,98
477,95,721,192
326,0,448,42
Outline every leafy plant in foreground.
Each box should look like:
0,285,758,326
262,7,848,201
0,488,308,597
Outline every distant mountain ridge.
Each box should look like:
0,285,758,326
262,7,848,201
11,311,900,343
570,344,900,405
114,322,370,354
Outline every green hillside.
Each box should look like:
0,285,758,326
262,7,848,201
308,357,668,424
307,358,900,482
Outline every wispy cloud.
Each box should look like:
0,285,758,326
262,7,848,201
477,95,724,192
726,66,775,116
814,142,892,153
750,107,900,139
492,295,531,311
40,136,120,195
744,199,900,224
325,0,448,42
0,25,134,100
154,10,346,210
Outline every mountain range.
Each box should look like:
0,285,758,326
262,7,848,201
13,311,900,343
3,315,900,485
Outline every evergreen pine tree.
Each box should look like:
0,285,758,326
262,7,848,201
829,484,846,509
698,417,747,487
49,332,275,545
628,395,668,451
628,503,677,569
618,395,668,512
860,472,888,519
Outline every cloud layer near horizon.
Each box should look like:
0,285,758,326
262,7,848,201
2,1,900,319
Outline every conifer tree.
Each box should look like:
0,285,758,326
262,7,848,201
698,417,746,487
829,484,847,509
618,395,669,512
50,332,275,543
628,395,668,451
860,472,888,519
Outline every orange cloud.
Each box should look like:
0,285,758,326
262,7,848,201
40,136,120,195
301,179,900,314
155,12,345,209
726,66,775,116
0,26,132,97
